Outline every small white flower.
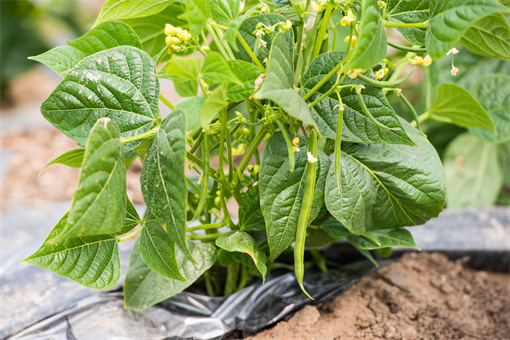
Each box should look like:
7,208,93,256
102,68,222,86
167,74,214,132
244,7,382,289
307,152,318,163
447,47,459,56
239,1,245,12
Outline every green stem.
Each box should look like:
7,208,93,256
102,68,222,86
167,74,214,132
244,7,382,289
387,40,427,53
275,119,296,172
189,232,222,241
356,90,400,131
159,94,174,110
204,271,215,296
207,23,231,61
237,265,253,290
213,25,235,60
311,2,334,61
185,176,201,194
190,132,204,154
334,91,344,191
121,127,159,144
302,53,351,101
186,223,223,232
218,111,226,181
190,132,210,223
410,112,431,127
398,92,426,136
223,113,234,182
294,129,317,300
117,226,142,242
186,151,219,181
224,262,240,295
236,31,265,71
237,125,268,174
356,69,415,88
383,20,427,28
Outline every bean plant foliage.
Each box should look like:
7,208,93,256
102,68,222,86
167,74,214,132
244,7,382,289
25,0,509,310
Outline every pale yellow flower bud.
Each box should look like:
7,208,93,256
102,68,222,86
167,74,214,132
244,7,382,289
344,35,357,44
451,66,459,76
347,69,365,79
311,1,324,13
341,9,356,26
422,55,432,66
307,152,318,163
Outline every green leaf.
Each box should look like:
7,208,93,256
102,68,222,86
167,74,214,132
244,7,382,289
426,0,510,59
469,74,510,143
141,110,193,260
345,0,387,71
239,186,265,231
201,52,239,86
386,0,429,45
118,197,141,235
260,132,330,260
234,13,293,65
497,142,510,204
325,119,446,234
348,228,420,250
29,46,88,77
431,83,495,131
444,132,503,208
123,4,187,57
68,21,142,55
23,212,121,290
30,22,142,78
184,0,210,36
175,96,205,131
55,118,126,240
124,240,217,311
173,79,199,97
139,220,187,280
319,219,351,239
41,46,158,147
200,83,229,128
305,227,338,248
40,147,85,174
303,52,415,145
460,14,510,60
227,60,263,102
256,33,316,128
159,55,203,81
95,0,173,26
216,231,267,281
224,15,245,51
211,0,240,25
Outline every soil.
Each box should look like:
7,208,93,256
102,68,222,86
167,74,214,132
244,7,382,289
250,252,510,340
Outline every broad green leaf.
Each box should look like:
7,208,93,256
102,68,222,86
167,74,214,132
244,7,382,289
460,14,510,60
325,119,446,234
117,197,141,235
426,0,510,59
319,219,351,239
123,4,187,57
141,110,193,260
30,22,142,78
305,227,338,248
303,52,414,145
234,13,293,65
386,0,429,45
175,96,205,131
68,21,142,55
184,0,210,36
95,0,173,26
224,15,245,51
173,79,198,97
227,60,263,102
469,74,510,144
217,249,236,266
124,240,217,310
350,244,378,267
348,228,420,250
23,212,121,290
256,33,316,128
159,55,203,81
216,231,267,281
497,142,510,204
200,83,229,128
40,147,85,174
55,118,126,240
201,52,239,86
29,47,88,77
444,132,503,208
345,0,387,71
139,220,187,280
239,186,265,231
41,46,158,147
260,132,330,260
431,83,495,132
211,0,240,25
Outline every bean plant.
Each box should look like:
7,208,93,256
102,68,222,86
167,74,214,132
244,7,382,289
24,0,510,310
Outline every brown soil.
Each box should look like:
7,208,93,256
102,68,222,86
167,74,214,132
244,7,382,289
251,252,510,340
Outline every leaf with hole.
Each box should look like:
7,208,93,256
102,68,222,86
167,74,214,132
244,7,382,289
23,212,121,290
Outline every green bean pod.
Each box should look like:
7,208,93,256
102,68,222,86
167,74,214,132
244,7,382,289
189,131,209,223
334,91,344,191
275,119,295,172
294,129,318,300
356,68,414,88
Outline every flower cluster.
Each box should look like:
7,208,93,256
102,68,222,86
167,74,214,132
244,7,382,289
409,55,432,67
164,24,193,54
